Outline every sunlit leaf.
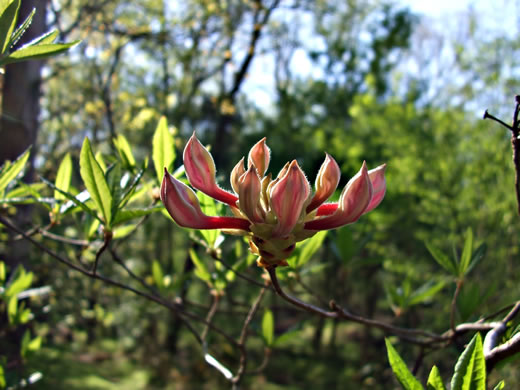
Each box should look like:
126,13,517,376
288,230,327,268
451,333,485,390
385,339,424,390
458,228,473,277
427,366,446,390
189,249,212,284
0,0,20,54
54,153,72,201
0,147,30,196
152,260,165,290
3,41,80,64
262,309,274,346
152,116,176,183
114,134,136,170
80,137,112,225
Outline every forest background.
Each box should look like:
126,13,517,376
1,0,520,388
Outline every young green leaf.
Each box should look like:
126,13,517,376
0,147,30,196
79,137,113,225
0,0,20,54
458,228,473,277
425,242,458,276
385,339,424,390
427,366,446,390
0,261,5,282
28,28,58,45
197,191,221,248
189,249,212,284
4,4,32,49
288,230,327,268
493,380,505,390
262,309,274,346
111,206,162,226
466,243,487,276
106,163,122,222
2,41,80,65
407,280,446,306
113,134,136,169
54,153,72,201
152,260,165,290
152,116,175,183
451,333,485,390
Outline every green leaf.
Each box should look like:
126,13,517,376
112,206,162,226
114,134,136,169
407,280,446,306
5,266,32,298
79,137,113,225
112,224,136,239
385,339,424,390
0,261,5,282
30,28,58,45
466,243,487,275
4,5,32,49
117,168,145,209
2,41,79,64
41,177,102,222
152,260,165,290
197,191,221,247
262,309,274,346
189,249,212,284
493,381,505,390
152,116,175,183
7,295,17,323
288,230,327,268
0,0,20,54
425,241,458,276
427,366,446,390
54,153,72,201
0,147,30,196
458,228,473,277
451,333,485,390
0,360,5,388
106,163,122,223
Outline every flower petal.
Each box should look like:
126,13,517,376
307,153,340,212
304,162,372,230
269,160,310,237
248,137,270,177
237,166,264,223
230,157,246,194
364,163,386,214
161,168,249,230
183,133,238,205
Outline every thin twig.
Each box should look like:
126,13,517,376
201,294,221,342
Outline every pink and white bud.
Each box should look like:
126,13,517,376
183,133,238,206
237,166,264,223
364,164,387,214
305,162,373,230
230,157,246,194
161,168,250,230
307,153,341,212
269,160,311,237
248,137,270,177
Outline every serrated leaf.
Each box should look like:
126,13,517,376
425,242,458,276
459,228,473,277
262,309,274,346
79,138,112,225
114,134,136,169
0,0,20,54
54,153,72,201
427,366,446,390
2,41,79,64
385,339,424,390
0,147,30,196
189,249,212,284
451,333,485,390
152,116,175,183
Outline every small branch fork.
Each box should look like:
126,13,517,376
483,95,520,215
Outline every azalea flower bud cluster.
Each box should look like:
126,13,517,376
161,134,386,267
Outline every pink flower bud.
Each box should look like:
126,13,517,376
269,160,310,237
183,133,238,206
307,153,341,212
237,166,264,223
364,164,387,214
161,168,249,230
248,137,270,177
230,157,246,194
304,162,372,230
